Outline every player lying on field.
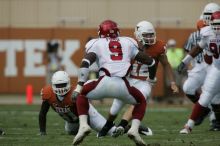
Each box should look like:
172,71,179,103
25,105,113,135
38,71,118,136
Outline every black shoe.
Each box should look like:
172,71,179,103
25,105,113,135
210,120,220,131
0,129,5,135
97,122,114,138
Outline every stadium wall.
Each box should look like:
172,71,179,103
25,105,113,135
0,0,219,28
0,27,194,96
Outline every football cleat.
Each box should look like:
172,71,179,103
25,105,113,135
127,128,146,146
210,120,220,131
72,125,91,146
139,126,153,136
112,126,125,138
179,125,192,134
0,129,5,135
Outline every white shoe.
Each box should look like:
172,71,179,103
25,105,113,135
179,125,192,134
127,128,146,146
112,126,125,138
72,125,91,146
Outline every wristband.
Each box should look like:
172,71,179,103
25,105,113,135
182,54,193,65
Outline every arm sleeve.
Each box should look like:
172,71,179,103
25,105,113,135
198,37,207,49
184,33,193,52
39,100,50,133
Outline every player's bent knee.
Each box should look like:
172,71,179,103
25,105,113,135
183,81,196,95
199,91,213,107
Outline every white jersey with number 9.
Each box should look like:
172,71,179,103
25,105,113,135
85,37,139,77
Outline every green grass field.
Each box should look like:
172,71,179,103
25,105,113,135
0,104,220,146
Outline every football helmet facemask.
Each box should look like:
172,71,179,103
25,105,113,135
202,3,220,25
51,71,71,96
211,11,220,35
98,20,120,38
134,21,156,45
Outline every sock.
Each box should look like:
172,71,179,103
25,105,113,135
79,115,88,126
130,119,140,132
186,119,195,129
76,95,89,115
103,120,114,129
211,104,220,123
190,102,208,121
118,119,129,128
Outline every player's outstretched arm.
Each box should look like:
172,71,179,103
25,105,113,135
159,54,179,93
72,52,96,99
38,100,50,136
177,45,203,74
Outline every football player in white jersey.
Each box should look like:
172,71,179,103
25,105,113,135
98,20,179,138
71,20,157,146
178,10,220,134
183,20,207,103
182,19,213,126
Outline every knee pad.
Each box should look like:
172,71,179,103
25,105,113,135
211,93,220,104
183,81,196,95
110,99,124,115
199,91,213,107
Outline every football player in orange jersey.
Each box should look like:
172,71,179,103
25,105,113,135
38,71,116,136
98,20,179,137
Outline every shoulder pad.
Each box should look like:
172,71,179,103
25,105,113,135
85,38,99,52
123,37,138,47
200,26,212,37
41,85,53,100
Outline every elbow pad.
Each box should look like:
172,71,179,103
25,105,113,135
148,59,155,67
78,67,90,83
148,63,157,80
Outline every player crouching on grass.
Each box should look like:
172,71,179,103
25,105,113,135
38,71,116,136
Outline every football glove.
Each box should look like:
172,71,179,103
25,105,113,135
177,62,186,74
71,84,83,99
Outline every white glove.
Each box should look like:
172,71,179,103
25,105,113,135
72,84,83,99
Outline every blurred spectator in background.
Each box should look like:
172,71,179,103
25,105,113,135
166,39,185,97
46,40,63,84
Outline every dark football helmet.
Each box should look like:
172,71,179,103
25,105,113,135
98,20,120,38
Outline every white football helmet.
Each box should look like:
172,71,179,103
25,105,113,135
134,21,156,45
202,3,220,25
51,71,71,96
